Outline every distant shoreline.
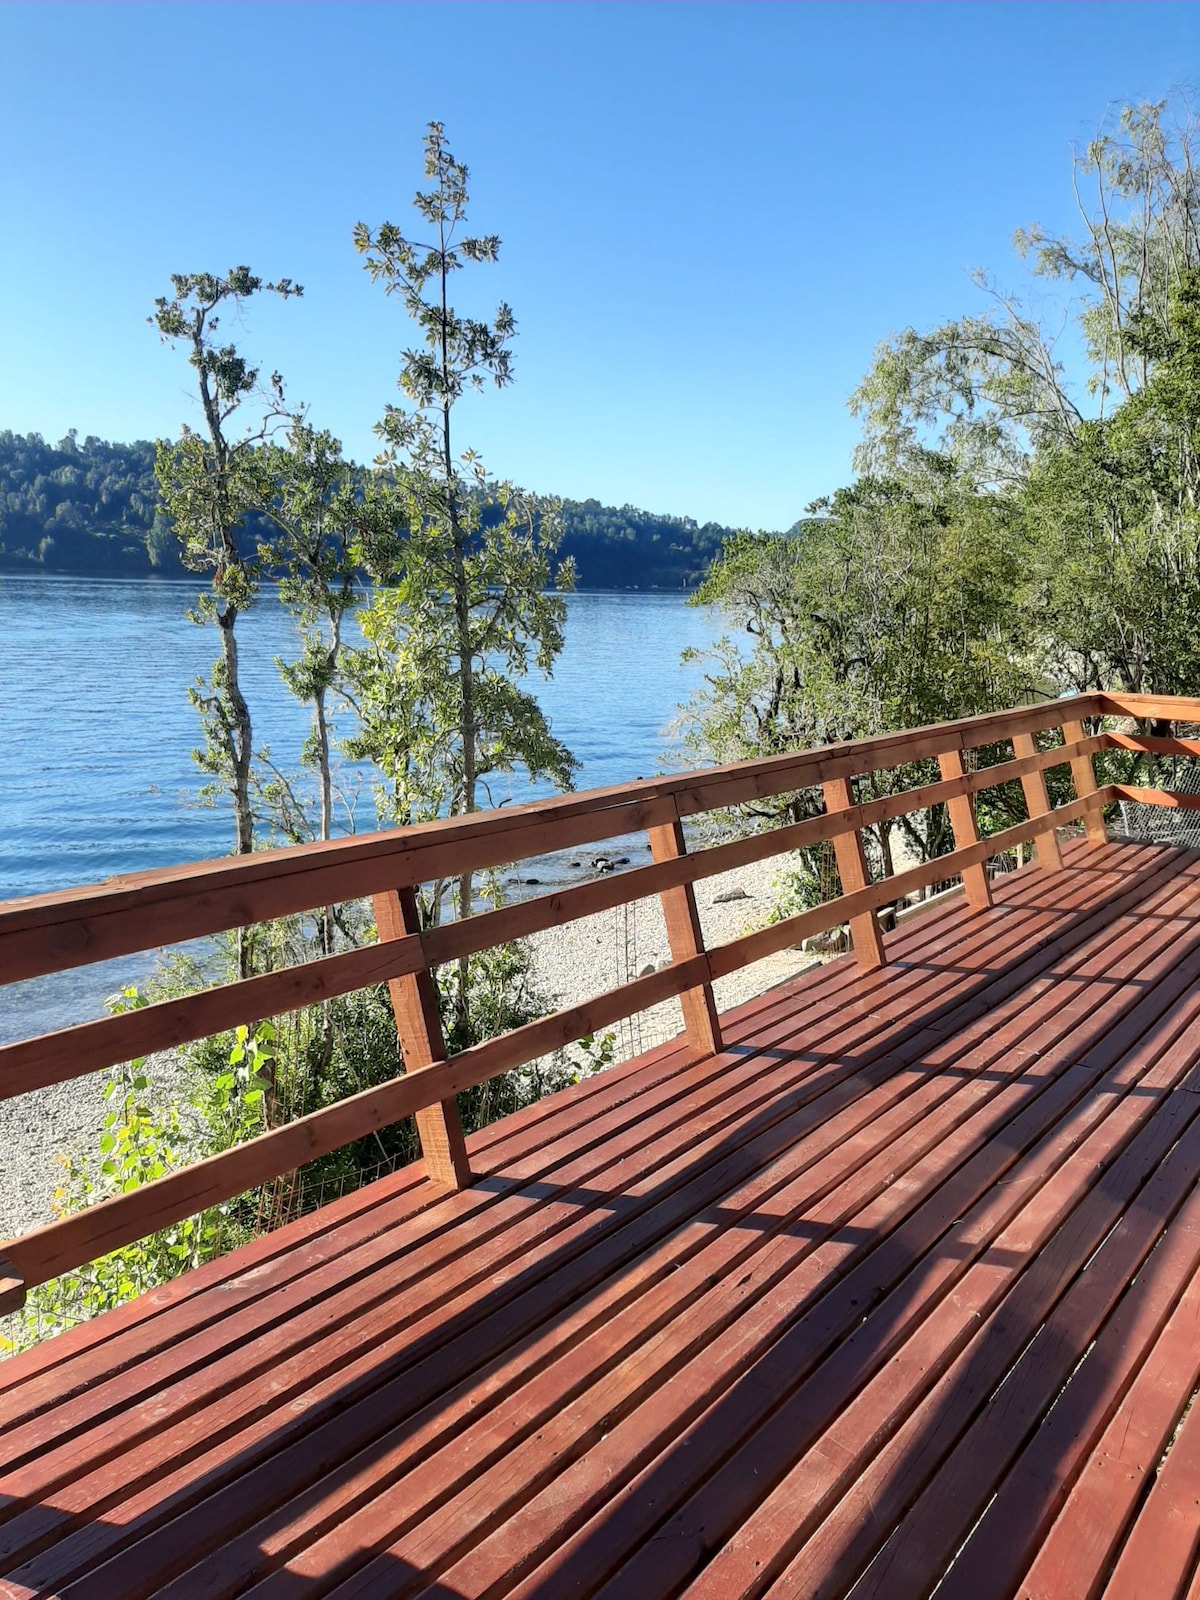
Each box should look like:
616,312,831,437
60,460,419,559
0,567,703,596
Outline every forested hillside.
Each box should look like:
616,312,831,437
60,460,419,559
0,430,740,589
0,431,175,574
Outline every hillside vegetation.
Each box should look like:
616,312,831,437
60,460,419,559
0,429,740,590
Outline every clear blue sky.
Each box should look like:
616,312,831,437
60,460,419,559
1,2,1197,531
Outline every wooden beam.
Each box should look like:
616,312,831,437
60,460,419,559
708,788,1117,980
1098,693,1200,723
1012,732,1064,872
0,934,424,1102
1103,732,1200,758
1111,785,1200,810
1062,719,1108,846
0,787,1118,1295
1,954,714,1292
937,750,992,909
647,805,721,1057
821,776,886,970
0,734,1106,1099
372,887,470,1190
0,695,1105,984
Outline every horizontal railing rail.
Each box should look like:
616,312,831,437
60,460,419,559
3,687,1197,1313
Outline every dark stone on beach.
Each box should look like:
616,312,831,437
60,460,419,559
712,887,751,904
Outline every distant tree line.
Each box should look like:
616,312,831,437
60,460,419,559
0,428,740,590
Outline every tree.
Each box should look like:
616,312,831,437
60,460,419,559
151,267,301,890
851,101,1200,486
850,97,1200,707
349,123,576,1045
1026,271,1200,698
256,424,375,858
680,467,1030,890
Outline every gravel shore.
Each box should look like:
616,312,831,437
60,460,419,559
1,855,807,1248
0,1048,197,1245
524,853,815,1066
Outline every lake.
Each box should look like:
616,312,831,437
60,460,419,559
0,575,724,1037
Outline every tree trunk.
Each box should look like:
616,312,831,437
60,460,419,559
217,606,255,980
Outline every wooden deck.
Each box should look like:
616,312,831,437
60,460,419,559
5,836,1200,1598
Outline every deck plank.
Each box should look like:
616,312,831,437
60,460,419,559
1101,1387,1200,1600
5,841,1200,1600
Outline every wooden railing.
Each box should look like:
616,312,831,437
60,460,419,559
4,689,1200,1314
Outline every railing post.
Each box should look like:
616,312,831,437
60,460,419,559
937,749,993,910
1062,718,1108,847
371,885,472,1189
647,804,722,1057
821,776,887,970
0,1254,24,1316
1011,732,1064,872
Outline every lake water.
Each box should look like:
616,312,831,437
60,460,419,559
0,575,724,1038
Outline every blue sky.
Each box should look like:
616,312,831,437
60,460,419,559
1,2,1197,530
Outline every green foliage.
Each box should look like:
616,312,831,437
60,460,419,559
685,471,1028,765
6,129,699,1360
251,422,396,862
350,122,577,1039
0,429,739,589
681,465,1036,901
849,96,1200,708
9,990,263,1348
1027,272,1200,696
152,266,303,869
541,496,733,589
0,430,167,572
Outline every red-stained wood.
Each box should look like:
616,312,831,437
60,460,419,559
0,932,425,1102
931,1138,1200,1600
836,1105,1200,1600
1014,1268,1200,1600
938,748,992,909
372,886,470,1190
0,953,711,1294
1100,1379,1200,1600
0,847,1082,1427
548,947,1200,1600
1114,784,1200,810
821,775,886,970
647,804,721,1057
1100,691,1200,722
195,857,1184,1593
1014,728,1065,871
1063,716,1109,847
16,697,1200,1600
7,843,1200,1600
1103,730,1200,758
0,740,1104,1103
1,791,1123,1304
0,695,1104,984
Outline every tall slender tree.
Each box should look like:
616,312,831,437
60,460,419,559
152,267,301,888
351,123,575,1045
